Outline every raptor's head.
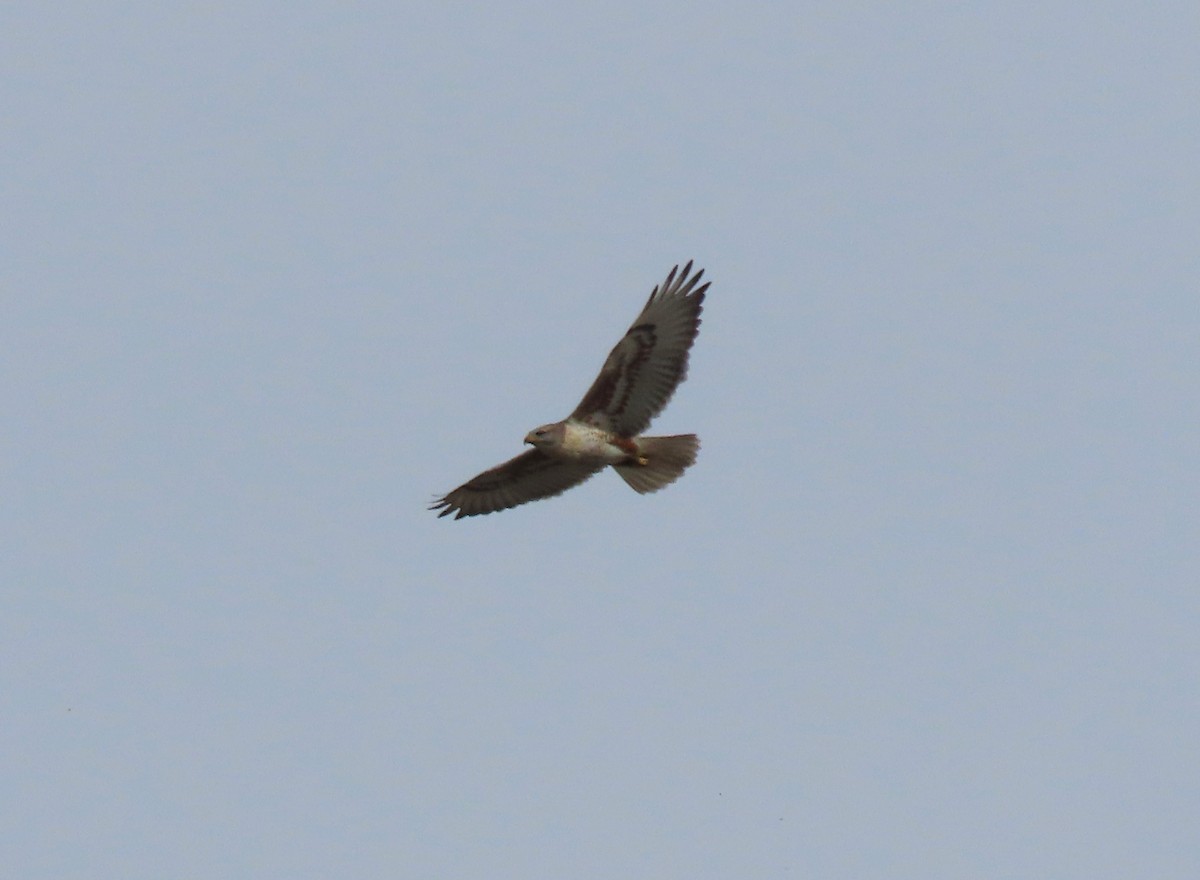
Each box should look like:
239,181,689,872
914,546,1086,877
524,422,564,449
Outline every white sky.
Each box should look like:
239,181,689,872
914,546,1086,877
4,3,1198,878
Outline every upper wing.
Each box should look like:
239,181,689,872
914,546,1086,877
570,261,708,436
430,449,603,519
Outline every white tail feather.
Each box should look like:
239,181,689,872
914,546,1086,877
614,434,699,494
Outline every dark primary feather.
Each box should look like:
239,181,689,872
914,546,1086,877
571,261,707,436
430,449,602,519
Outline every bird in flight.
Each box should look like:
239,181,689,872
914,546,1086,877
431,261,709,519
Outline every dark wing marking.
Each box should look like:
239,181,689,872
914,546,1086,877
431,449,603,519
571,261,707,436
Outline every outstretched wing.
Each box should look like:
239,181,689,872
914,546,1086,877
430,450,602,519
571,261,708,436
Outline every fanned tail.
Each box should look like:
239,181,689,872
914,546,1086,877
614,434,699,494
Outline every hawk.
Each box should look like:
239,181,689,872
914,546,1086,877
431,261,709,519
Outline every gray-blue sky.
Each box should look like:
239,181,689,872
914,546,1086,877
4,3,1197,877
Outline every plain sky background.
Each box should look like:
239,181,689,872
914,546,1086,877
4,3,1197,878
